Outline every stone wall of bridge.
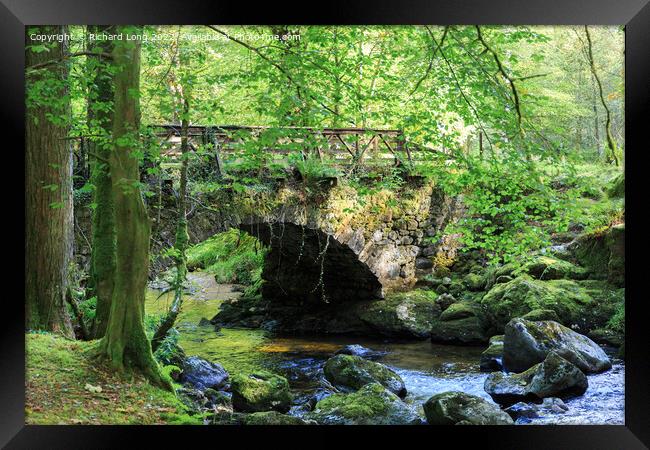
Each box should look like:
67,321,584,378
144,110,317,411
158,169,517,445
74,177,464,304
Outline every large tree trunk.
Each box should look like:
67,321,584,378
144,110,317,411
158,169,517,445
86,25,116,339
97,28,168,388
25,26,74,337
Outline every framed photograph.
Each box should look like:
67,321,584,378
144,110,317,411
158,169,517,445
4,0,648,447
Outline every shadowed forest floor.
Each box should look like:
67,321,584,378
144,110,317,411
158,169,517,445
25,333,200,425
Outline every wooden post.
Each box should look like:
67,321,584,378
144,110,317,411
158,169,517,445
209,127,223,178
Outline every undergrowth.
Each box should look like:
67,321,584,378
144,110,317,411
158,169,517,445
186,228,265,286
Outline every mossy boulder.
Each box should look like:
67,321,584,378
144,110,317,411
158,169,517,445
481,275,593,331
423,391,513,425
503,318,611,374
464,273,485,291
521,256,588,281
521,309,561,323
587,328,624,348
577,280,625,332
356,289,440,338
323,354,406,397
431,301,493,345
571,223,624,287
307,383,422,425
242,411,309,425
485,352,588,406
212,295,270,328
480,335,504,372
231,371,292,413
606,172,624,198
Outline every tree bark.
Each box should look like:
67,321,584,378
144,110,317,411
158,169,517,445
584,26,619,166
97,27,169,388
86,25,116,339
25,26,74,337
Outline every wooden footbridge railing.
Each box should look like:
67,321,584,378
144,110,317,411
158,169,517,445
151,124,414,168
72,124,421,186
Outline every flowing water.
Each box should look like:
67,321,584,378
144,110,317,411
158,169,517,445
146,272,624,425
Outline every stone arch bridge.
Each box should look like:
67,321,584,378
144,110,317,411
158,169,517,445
165,179,463,306
74,125,463,307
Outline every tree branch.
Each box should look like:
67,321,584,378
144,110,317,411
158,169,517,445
26,51,113,72
433,30,495,155
475,26,523,134
205,25,354,125
410,26,449,96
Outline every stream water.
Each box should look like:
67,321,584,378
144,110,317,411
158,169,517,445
146,272,624,425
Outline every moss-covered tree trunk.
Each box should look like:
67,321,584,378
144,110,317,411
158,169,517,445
86,25,116,339
97,28,168,388
25,26,74,337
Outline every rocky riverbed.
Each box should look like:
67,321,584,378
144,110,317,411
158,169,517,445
146,272,624,425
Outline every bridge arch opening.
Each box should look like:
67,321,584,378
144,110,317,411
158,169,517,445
238,222,383,305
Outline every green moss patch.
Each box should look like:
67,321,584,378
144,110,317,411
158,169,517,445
26,333,200,425
481,275,594,330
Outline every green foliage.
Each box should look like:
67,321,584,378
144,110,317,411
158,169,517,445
153,328,181,365
424,155,572,264
288,152,340,181
607,301,625,334
186,229,266,285
78,296,97,323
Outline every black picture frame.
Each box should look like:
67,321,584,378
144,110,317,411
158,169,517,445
3,0,648,447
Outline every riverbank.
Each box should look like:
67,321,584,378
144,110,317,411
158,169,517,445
25,333,200,425
144,272,625,425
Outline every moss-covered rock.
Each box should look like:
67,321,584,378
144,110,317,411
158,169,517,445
503,318,611,374
231,371,292,413
423,391,513,425
431,301,493,345
606,172,624,198
356,289,440,338
521,309,561,323
481,275,593,331
485,352,588,406
587,328,624,348
480,336,504,372
242,411,309,425
571,223,624,287
464,273,485,291
323,354,406,398
212,294,270,328
521,256,588,281
577,280,624,332
307,383,422,425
